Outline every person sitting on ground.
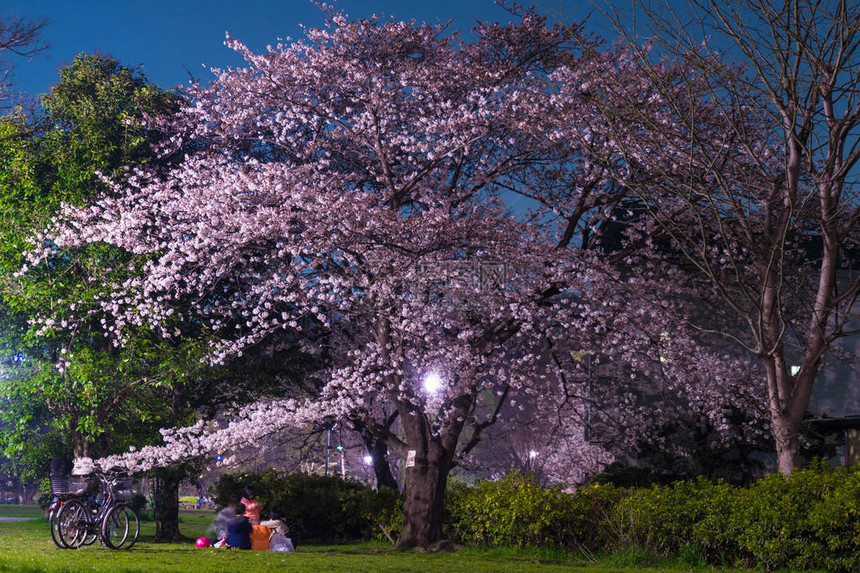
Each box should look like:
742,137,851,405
261,508,295,552
240,485,262,525
225,502,252,550
209,504,236,544
260,507,290,536
250,523,271,551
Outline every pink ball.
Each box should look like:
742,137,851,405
196,536,211,548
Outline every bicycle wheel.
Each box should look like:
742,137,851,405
101,503,140,549
55,499,90,549
48,499,65,549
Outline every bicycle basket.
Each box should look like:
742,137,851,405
49,477,66,496
68,478,89,495
52,477,89,495
113,477,134,501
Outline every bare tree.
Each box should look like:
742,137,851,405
0,12,48,111
575,0,859,473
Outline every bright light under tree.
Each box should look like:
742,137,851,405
423,372,443,394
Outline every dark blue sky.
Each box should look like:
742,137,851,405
5,0,601,99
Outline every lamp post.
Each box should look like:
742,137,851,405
324,424,345,477
324,425,332,477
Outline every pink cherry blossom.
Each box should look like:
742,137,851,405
36,7,766,546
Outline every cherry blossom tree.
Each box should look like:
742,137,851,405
49,12,578,547
36,9,762,547
562,0,860,474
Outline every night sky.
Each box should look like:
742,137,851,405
5,0,599,98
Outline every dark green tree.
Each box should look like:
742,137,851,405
0,54,180,461
0,54,315,534
0,55,186,520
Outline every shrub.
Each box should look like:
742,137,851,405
363,485,402,544
592,462,860,571
445,472,598,549
706,463,858,571
211,470,401,543
610,477,732,557
562,481,625,551
128,493,148,514
209,463,860,570
664,462,860,572
37,493,52,512
807,466,860,572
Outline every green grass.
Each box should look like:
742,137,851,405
0,505,811,573
0,505,46,518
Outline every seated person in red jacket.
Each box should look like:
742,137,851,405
225,502,252,550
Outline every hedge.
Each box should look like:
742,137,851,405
211,469,402,543
447,465,859,571
445,472,622,549
213,464,859,571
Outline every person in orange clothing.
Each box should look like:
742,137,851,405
249,524,271,551
240,485,262,525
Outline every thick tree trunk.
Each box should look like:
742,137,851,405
70,423,85,459
153,468,185,542
372,321,486,548
397,441,452,549
394,391,466,549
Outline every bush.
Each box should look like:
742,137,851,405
211,470,402,543
37,493,52,512
445,472,611,549
695,463,859,571
210,463,860,570
605,461,860,572
128,493,148,515
610,477,732,556
807,466,860,572
363,485,402,544
560,481,625,550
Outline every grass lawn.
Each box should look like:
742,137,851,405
0,505,812,573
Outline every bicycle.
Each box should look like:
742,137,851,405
52,471,140,550
48,475,90,549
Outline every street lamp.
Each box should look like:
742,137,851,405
423,372,443,394
325,425,334,476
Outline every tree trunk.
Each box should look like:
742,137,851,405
70,422,85,459
153,468,185,542
772,407,805,475
397,441,452,549
764,359,816,475
371,440,400,491
776,438,803,474
362,432,399,491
